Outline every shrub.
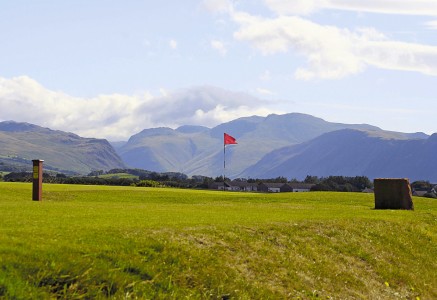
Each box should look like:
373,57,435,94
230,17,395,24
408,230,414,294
135,180,162,188
423,192,437,199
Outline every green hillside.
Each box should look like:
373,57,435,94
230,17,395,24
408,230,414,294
118,113,383,177
241,129,437,182
0,121,125,174
0,183,435,299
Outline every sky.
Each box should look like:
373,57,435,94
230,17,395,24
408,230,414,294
1,0,437,141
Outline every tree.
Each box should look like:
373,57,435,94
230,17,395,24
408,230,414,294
304,175,319,184
4,172,32,182
351,176,373,190
423,192,437,199
411,181,431,191
274,176,288,183
214,175,230,182
135,180,161,187
88,170,104,177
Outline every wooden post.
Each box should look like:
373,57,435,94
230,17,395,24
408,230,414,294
32,159,44,201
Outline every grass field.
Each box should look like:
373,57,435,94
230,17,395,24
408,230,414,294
0,182,436,299
97,173,139,180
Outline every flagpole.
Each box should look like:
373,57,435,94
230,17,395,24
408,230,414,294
223,133,237,191
223,134,226,191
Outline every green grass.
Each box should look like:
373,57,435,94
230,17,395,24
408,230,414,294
97,173,139,180
0,182,436,299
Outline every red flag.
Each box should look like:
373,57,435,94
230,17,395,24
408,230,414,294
224,133,237,145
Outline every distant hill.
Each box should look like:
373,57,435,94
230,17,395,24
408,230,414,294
2,114,432,180
0,121,125,174
118,113,406,177
239,129,437,182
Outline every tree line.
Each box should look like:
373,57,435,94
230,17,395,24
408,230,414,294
2,169,376,192
4,169,437,197
1,169,201,188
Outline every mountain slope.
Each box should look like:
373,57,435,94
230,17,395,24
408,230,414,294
118,113,392,177
0,121,125,174
240,129,437,181
1,115,432,179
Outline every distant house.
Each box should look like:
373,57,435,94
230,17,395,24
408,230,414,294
208,181,258,192
362,187,374,193
208,182,226,190
227,181,258,192
209,181,315,193
431,185,437,194
258,183,284,193
284,183,315,192
412,190,428,197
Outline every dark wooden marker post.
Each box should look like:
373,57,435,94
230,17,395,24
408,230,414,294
32,159,44,201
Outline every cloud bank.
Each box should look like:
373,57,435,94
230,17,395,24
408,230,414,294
233,15,437,79
211,39,228,56
203,0,437,79
264,0,437,16
0,76,274,141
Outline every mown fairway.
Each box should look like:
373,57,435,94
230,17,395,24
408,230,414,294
0,182,436,299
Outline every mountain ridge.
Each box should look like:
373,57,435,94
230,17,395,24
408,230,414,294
0,121,125,174
1,113,433,180
118,113,429,178
239,129,437,181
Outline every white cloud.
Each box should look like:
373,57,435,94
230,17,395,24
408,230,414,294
234,16,365,79
256,88,275,95
263,0,325,16
264,0,437,16
202,0,233,13
426,20,437,29
0,76,149,140
159,88,168,97
210,39,227,56
142,39,151,48
232,15,437,79
359,40,437,76
0,77,274,140
259,70,271,81
191,104,273,126
327,0,437,16
137,86,272,128
169,39,178,50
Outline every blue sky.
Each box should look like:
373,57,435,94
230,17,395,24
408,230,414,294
1,0,437,140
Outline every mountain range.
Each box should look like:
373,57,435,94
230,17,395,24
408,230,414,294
240,129,437,181
1,113,435,181
117,113,431,180
0,121,125,174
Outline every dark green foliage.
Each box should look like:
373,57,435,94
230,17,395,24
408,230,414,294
4,172,32,182
412,181,437,198
304,175,319,184
311,176,373,192
2,169,374,192
214,175,230,182
423,192,437,199
134,180,161,187
88,170,104,176
411,180,432,191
